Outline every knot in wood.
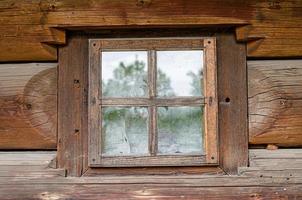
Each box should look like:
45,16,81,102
136,0,152,8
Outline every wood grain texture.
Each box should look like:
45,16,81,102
248,60,302,146
57,34,88,176
0,150,301,199
0,151,65,178
0,0,301,61
217,33,248,174
0,185,301,200
84,167,224,176
249,149,302,169
0,63,57,149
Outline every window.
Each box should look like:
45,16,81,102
88,38,218,167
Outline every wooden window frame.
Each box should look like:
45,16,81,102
57,29,248,177
88,38,218,167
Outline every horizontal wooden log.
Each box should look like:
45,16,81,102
0,63,57,149
248,60,302,146
249,149,302,168
0,150,301,199
0,151,56,166
0,0,301,61
2,174,302,186
239,167,302,178
0,185,300,200
0,26,65,61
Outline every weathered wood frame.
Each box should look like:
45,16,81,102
88,38,218,167
58,30,248,176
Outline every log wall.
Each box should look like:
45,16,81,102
0,60,301,149
0,63,57,149
249,60,302,146
0,0,301,61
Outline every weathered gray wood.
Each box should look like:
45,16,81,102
249,149,302,168
58,34,89,176
0,168,66,178
217,33,248,174
250,149,302,159
0,151,56,166
0,185,301,200
239,167,302,178
0,150,301,199
2,175,302,186
248,60,302,146
91,155,207,167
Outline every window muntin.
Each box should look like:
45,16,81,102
89,38,218,167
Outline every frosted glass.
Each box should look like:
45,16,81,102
102,51,148,97
157,106,204,155
102,107,149,156
157,50,204,97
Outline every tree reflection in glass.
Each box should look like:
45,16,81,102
101,51,204,156
157,50,204,97
102,51,148,97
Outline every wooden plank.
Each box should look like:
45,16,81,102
84,166,224,176
0,63,57,149
249,149,302,168
101,97,205,106
2,175,302,186
0,1,250,26
239,167,302,178
0,25,64,61
92,155,207,168
0,185,300,200
249,149,302,159
250,159,302,169
248,60,302,146
216,33,248,174
0,151,56,166
0,151,65,178
0,168,66,178
57,34,88,176
0,0,301,61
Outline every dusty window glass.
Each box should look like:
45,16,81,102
157,106,204,155
101,107,149,156
102,51,148,97
157,50,204,97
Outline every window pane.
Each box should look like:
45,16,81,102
101,107,149,156
157,106,204,155
102,51,148,97
157,50,204,97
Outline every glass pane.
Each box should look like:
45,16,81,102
157,106,204,155
102,51,148,97
157,50,204,97
101,107,149,156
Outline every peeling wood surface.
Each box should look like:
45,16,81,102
0,0,301,61
0,63,57,149
248,60,302,146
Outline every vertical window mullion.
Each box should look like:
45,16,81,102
148,50,157,156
